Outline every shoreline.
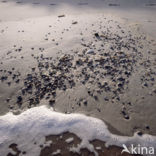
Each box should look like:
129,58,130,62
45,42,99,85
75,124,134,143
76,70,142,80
0,0,156,155
0,106,153,156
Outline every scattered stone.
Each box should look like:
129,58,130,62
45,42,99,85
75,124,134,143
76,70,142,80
58,15,65,18
121,108,129,120
137,131,143,136
94,33,100,39
15,79,20,83
83,100,88,106
0,76,7,81
6,98,10,102
17,96,22,104
49,99,55,106
104,97,109,101
32,68,35,71
109,3,120,6
72,21,78,25
94,95,98,101
143,82,148,87
76,59,83,66
145,126,150,130
87,49,95,55
7,82,11,86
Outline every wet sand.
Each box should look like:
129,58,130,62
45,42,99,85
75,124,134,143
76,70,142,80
40,132,142,156
0,0,156,155
0,12,156,136
7,132,141,156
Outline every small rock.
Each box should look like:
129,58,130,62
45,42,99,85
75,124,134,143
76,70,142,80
94,33,100,39
7,82,11,86
72,21,78,24
58,15,65,18
6,98,10,102
104,97,109,101
0,76,7,81
121,109,129,120
83,100,88,106
137,131,143,136
15,79,20,83
17,96,22,104
76,59,83,66
87,49,95,55
49,99,55,106
145,126,150,130
32,68,35,71
143,82,148,87
94,95,98,101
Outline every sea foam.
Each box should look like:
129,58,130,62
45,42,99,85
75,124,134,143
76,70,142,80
0,106,156,156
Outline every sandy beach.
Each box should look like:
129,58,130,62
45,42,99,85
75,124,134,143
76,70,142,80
0,0,156,155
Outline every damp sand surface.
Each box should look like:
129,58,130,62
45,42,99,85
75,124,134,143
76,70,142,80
0,0,156,153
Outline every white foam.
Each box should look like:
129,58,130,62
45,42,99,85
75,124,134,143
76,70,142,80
65,137,74,143
0,106,156,156
52,149,61,155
